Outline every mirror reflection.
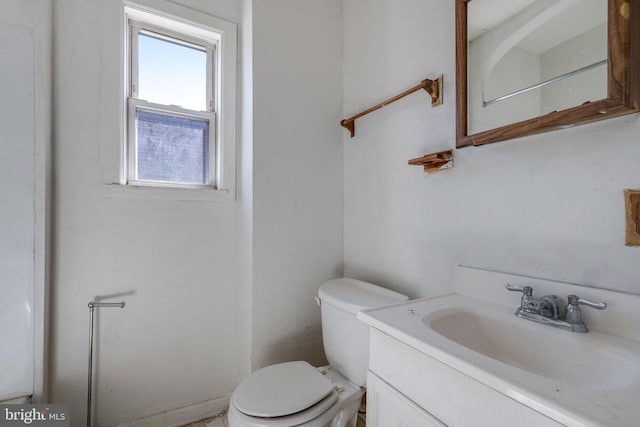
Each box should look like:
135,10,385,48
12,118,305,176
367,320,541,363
467,0,607,135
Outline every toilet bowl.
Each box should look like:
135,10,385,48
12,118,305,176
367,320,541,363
228,363,362,427
228,278,409,427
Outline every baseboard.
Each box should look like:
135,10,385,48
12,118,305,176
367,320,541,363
115,396,229,427
0,395,31,404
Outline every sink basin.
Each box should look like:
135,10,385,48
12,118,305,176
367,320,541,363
423,306,640,390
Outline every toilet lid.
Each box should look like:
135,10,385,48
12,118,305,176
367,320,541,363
232,361,335,418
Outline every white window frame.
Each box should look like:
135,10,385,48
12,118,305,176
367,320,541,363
107,1,236,201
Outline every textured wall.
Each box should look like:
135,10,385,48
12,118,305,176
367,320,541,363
343,0,640,299
50,0,242,424
251,0,344,370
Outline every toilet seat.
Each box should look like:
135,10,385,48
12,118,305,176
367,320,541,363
232,361,337,419
231,389,340,427
229,364,363,427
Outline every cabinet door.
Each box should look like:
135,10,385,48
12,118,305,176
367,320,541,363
0,0,50,403
367,372,446,427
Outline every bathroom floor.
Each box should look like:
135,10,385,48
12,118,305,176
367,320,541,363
182,413,227,427
181,411,366,427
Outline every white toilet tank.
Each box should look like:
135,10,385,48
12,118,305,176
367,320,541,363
318,278,408,387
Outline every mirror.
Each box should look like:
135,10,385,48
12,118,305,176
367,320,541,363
456,0,639,148
469,0,607,134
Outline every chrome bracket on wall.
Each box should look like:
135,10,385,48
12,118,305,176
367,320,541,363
87,301,125,427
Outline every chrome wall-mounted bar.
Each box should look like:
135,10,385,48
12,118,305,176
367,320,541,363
89,302,125,308
483,59,608,107
87,301,125,427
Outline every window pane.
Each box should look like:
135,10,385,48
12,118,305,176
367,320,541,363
138,32,207,111
136,110,209,185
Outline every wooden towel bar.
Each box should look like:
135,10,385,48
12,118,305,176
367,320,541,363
341,75,443,138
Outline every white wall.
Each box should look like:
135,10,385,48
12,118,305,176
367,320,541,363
237,0,255,383
343,0,640,300
250,0,344,370
50,0,343,424
51,0,242,425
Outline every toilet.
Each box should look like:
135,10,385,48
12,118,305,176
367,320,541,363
228,278,409,427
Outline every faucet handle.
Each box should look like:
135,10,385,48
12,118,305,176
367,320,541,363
564,294,607,332
505,284,533,296
567,295,607,310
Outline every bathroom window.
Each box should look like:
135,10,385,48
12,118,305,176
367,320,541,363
123,3,237,195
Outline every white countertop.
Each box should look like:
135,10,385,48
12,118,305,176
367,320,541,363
358,266,640,427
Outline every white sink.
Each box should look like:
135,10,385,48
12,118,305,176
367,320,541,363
424,306,640,390
357,266,640,426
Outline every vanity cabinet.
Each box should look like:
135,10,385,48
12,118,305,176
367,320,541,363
366,372,445,427
367,329,563,427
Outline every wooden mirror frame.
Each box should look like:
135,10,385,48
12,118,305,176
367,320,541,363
456,0,640,148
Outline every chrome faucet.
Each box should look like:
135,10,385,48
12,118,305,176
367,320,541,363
505,284,607,333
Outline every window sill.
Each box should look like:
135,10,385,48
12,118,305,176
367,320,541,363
102,183,234,202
